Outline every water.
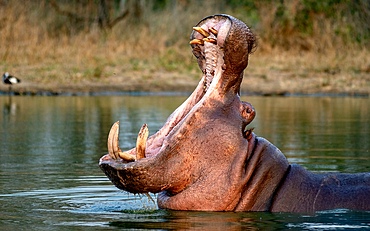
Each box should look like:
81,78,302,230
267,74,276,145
0,95,369,230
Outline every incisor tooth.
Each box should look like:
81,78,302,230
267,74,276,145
136,124,149,160
118,151,136,161
193,26,210,37
209,27,218,36
189,39,204,45
203,38,217,44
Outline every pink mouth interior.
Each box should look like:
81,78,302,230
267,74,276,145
139,20,232,160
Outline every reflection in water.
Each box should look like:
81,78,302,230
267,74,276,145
2,95,18,118
247,96,370,173
101,209,370,230
0,95,369,230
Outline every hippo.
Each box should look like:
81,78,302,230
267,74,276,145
99,14,370,213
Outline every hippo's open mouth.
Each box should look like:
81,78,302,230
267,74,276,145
104,16,236,161
99,14,257,210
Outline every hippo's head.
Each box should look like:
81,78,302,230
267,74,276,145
99,15,288,211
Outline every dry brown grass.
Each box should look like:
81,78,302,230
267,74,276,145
0,1,369,95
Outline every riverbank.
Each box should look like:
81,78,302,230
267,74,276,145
1,70,369,97
1,2,369,97
2,51,369,97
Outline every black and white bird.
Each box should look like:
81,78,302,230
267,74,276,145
3,72,21,85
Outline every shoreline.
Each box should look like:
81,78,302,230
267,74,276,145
1,86,369,98
2,91,367,98
1,71,369,97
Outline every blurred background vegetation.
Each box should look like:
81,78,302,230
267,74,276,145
0,0,369,93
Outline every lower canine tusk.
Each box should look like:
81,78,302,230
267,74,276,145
107,121,135,162
107,121,121,160
136,124,149,160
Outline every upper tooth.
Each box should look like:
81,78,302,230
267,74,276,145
193,27,210,37
203,38,217,44
209,27,218,36
189,39,204,45
136,124,149,160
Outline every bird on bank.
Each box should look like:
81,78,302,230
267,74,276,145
3,72,21,85
2,72,21,94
